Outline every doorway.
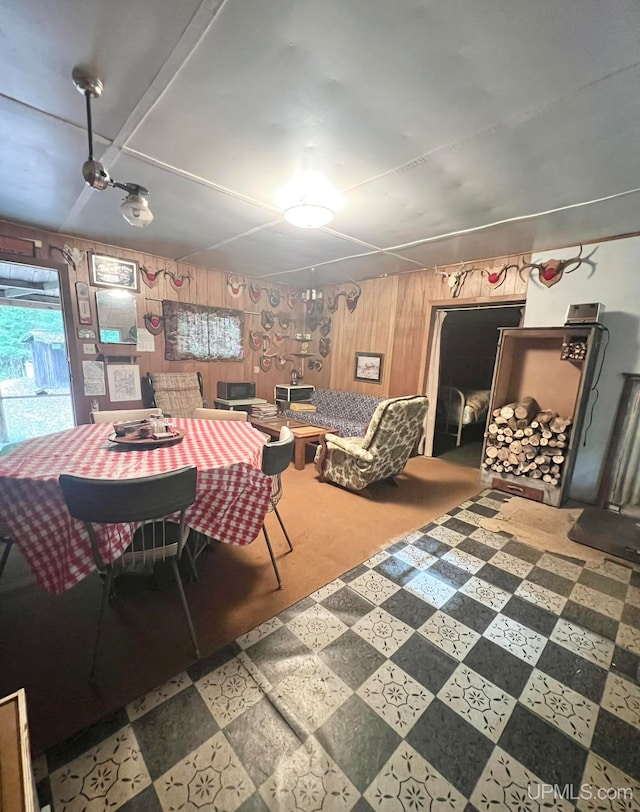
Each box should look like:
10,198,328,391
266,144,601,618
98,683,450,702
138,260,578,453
433,305,522,466
0,261,75,449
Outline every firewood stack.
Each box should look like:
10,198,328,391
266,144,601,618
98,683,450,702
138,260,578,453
483,397,572,486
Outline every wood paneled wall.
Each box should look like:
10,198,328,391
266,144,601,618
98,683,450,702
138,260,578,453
0,215,529,422
0,219,308,423
325,255,529,398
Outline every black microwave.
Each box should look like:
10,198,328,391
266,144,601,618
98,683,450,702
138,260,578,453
217,381,256,400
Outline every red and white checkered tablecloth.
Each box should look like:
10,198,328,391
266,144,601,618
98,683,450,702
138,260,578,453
0,418,272,594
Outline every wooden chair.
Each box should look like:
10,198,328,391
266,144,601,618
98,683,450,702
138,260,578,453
59,465,200,678
260,426,294,589
90,407,162,424
194,407,247,422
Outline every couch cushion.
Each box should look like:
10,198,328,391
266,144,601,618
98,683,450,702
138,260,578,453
311,389,384,421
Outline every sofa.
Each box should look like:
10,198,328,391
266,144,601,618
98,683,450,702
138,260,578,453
280,388,385,437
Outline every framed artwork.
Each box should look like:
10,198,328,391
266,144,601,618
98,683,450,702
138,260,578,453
354,352,383,383
162,300,244,362
90,253,139,292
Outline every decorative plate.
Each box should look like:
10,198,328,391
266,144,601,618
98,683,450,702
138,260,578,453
107,428,185,448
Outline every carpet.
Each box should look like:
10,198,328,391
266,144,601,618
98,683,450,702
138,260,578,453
35,489,640,812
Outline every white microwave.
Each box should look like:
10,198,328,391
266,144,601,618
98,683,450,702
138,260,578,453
274,384,315,402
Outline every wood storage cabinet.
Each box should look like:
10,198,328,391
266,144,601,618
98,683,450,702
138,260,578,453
480,325,603,506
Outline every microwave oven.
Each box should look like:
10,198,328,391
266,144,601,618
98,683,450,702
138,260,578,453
274,384,315,402
216,381,256,400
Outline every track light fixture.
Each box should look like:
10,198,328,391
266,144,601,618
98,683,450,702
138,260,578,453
72,67,154,228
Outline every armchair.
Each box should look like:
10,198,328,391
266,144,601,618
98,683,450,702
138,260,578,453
315,395,429,491
142,372,205,418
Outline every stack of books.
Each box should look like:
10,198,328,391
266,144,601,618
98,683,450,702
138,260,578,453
251,403,279,420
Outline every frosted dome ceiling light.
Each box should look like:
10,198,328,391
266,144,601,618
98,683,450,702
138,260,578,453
277,169,342,229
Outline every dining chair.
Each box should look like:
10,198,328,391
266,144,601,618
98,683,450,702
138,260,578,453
261,426,294,589
91,407,162,424
194,407,248,422
59,465,200,678
0,441,22,579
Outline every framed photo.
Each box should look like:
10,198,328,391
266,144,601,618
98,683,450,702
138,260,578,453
354,352,384,383
90,253,139,292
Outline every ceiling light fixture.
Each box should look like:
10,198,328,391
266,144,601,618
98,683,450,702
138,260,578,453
277,169,342,229
72,66,154,228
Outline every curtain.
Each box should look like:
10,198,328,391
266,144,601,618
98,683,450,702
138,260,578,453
610,377,640,508
420,309,448,456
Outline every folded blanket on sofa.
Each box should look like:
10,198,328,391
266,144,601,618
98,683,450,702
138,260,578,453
289,403,317,412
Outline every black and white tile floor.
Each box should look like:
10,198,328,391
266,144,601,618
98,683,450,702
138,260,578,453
36,490,640,811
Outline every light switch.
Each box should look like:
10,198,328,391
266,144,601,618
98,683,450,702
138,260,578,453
254,366,260,374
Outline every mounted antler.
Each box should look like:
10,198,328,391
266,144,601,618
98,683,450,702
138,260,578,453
164,269,192,292
519,245,586,288
227,274,245,299
435,262,469,297
482,261,518,289
326,280,362,313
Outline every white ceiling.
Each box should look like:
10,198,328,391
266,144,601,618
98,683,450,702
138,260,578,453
1,0,639,287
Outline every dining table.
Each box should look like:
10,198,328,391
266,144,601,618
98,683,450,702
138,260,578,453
0,418,272,594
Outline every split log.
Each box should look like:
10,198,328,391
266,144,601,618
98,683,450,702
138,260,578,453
515,397,540,421
497,448,509,461
486,446,499,458
528,434,540,447
500,403,518,419
516,419,528,430
488,423,499,435
508,417,518,431
536,410,556,424
495,416,509,426
550,416,572,433
524,427,534,436
534,455,546,466
514,429,525,438
530,469,543,479
552,455,565,465
509,440,522,454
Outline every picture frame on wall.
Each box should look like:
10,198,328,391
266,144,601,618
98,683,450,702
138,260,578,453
354,352,384,383
90,253,139,292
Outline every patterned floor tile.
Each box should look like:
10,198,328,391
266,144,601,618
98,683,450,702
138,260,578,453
576,752,640,811
363,550,391,568
469,527,508,550
617,622,640,656
317,695,401,793
591,709,640,783
352,606,414,656
319,629,387,690
286,603,350,651
32,753,48,784
501,540,542,565
501,595,558,638
320,586,377,627
474,496,506,512
536,640,608,704
155,731,253,811
463,637,533,697
452,509,488,528
438,664,516,742
50,726,151,812
562,600,619,641
537,553,583,582
418,610,480,660
394,544,437,570
460,577,511,611
364,740,466,811
357,661,433,735
441,547,486,574
520,669,599,746
126,673,192,723
348,570,401,604
237,617,283,649
381,588,438,629
527,566,575,597
498,704,588,789
272,656,352,732
515,579,567,615
259,739,359,811
406,699,495,796
195,656,263,728
311,579,344,601
584,559,633,584
484,614,547,665
471,746,573,812
610,644,640,685
373,555,422,587
405,571,457,607
424,524,467,547
623,603,640,630
489,550,534,579
550,618,615,668
578,568,629,601
441,592,497,634
223,697,303,790
392,634,458,695
243,625,312,687
628,586,640,608
601,672,640,730
570,583,624,621
476,562,523,595
427,559,473,589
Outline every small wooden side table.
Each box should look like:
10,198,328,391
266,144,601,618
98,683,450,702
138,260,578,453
289,425,338,470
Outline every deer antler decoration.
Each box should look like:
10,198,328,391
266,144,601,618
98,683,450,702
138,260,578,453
326,281,362,313
518,245,590,288
435,262,470,298
227,274,246,298
482,261,518,289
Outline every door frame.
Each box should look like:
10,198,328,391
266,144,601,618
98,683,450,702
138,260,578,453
0,250,78,426
420,294,526,457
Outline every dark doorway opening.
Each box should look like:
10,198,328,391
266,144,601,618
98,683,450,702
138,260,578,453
434,305,522,467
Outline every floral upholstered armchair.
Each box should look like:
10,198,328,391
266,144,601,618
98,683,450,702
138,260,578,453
314,395,429,491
